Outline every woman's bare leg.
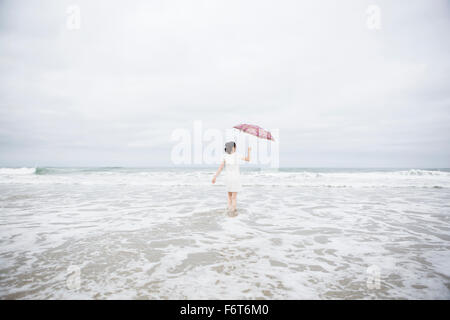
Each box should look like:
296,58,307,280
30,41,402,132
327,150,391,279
227,192,233,210
231,192,237,212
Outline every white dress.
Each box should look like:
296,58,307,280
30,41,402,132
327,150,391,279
223,152,242,192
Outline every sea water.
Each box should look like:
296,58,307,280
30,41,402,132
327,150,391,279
0,167,449,299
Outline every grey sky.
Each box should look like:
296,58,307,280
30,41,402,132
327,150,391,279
0,0,449,167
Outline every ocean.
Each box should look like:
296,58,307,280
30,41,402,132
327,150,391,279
0,167,449,299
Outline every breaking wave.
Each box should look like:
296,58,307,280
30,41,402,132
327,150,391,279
0,167,449,188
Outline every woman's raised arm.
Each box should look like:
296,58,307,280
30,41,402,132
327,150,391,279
242,147,251,162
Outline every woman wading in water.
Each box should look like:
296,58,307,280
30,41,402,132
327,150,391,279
212,141,251,215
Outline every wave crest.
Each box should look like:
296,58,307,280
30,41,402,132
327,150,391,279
397,169,449,176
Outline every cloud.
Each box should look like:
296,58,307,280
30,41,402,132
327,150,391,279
0,0,449,167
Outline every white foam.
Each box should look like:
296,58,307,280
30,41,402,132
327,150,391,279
0,167,36,175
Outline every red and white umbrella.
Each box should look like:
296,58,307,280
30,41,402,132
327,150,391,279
233,124,275,141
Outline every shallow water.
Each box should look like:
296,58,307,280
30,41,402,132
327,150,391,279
0,168,449,299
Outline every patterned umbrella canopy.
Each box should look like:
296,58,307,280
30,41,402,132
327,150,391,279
233,124,275,141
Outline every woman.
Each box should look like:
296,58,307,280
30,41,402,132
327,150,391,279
212,141,251,214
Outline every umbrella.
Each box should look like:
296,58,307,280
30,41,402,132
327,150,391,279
233,124,275,141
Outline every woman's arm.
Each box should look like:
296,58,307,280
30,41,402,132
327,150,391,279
243,147,251,162
212,160,225,184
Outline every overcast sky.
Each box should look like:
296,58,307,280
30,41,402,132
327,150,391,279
0,0,449,167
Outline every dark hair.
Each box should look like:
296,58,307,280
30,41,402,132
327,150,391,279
224,141,236,154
